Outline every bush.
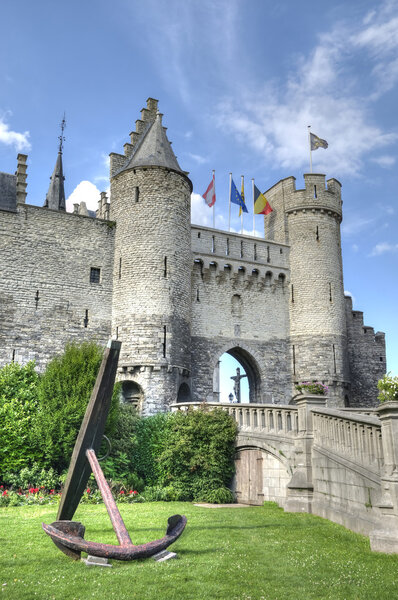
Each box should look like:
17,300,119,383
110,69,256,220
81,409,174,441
130,412,171,486
203,487,235,504
0,362,40,474
377,373,398,403
295,381,328,395
33,342,120,472
3,463,61,491
157,407,237,501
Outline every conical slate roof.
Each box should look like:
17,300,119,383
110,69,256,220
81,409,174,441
118,112,183,174
44,151,66,211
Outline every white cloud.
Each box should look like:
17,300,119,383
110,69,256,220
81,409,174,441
370,242,398,256
187,152,208,165
371,155,396,168
215,1,398,177
341,215,376,236
66,181,101,213
0,117,31,151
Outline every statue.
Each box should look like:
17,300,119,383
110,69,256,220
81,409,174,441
230,367,247,403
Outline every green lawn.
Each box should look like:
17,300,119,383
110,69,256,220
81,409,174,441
1,502,398,600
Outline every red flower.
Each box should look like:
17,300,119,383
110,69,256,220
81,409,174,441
2,490,7,496
120,490,125,495
0,485,3,489
50,489,54,494
132,490,138,495
86,488,91,494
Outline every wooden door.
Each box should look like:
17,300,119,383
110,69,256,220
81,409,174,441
235,449,263,505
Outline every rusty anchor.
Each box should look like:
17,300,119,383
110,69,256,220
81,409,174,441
42,340,186,561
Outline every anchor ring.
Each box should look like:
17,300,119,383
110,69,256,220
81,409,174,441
97,435,112,461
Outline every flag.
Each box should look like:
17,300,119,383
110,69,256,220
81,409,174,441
231,178,248,213
239,178,246,216
310,132,328,151
254,184,272,215
202,173,216,207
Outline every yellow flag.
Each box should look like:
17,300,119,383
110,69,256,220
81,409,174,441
239,178,245,217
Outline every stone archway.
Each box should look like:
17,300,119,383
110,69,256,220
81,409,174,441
224,346,262,403
177,382,191,403
120,380,143,408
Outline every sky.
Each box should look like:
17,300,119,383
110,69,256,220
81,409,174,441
1,0,397,394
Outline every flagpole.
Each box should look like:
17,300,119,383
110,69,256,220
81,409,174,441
228,172,232,232
240,175,244,234
252,178,255,236
212,169,215,229
308,125,312,173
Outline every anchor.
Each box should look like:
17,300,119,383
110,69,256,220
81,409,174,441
42,340,187,561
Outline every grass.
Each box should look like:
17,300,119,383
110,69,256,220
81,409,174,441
1,501,398,600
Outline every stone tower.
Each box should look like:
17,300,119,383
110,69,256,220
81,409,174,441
110,98,193,414
265,174,349,405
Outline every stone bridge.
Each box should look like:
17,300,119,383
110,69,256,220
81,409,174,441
171,397,398,554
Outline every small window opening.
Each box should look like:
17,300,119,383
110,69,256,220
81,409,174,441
291,284,294,303
211,235,215,253
240,240,243,258
164,256,167,278
35,290,40,309
329,282,332,302
292,345,296,375
116,326,119,339
226,238,229,256
90,267,101,284
314,185,317,198
280,248,283,254
380,356,384,361
84,309,89,328
119,257,122,279
197,232,201,238
316,226,319,241
196,287,200,302
135,186,139,203
267,246,270,262
333,344,337,373
254,244,257,260
163,325,167,358
12,349,15,362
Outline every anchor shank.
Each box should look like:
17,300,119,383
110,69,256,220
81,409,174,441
86,448,132,546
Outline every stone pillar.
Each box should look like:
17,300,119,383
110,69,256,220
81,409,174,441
213,360,220,402
16,153,28,204
370,402,398,553
285,395,327,513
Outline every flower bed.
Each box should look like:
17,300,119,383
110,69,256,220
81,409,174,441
0,485,144,507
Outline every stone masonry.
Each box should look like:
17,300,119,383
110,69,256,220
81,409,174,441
0,98,386,412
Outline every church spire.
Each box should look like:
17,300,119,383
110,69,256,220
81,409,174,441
44,114,66,211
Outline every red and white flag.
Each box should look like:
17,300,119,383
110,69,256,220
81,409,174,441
202,173,216,207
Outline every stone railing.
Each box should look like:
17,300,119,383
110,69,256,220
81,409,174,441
312,407,383,472
170,402,299,436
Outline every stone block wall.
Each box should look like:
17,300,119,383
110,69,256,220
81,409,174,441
0,204,114,370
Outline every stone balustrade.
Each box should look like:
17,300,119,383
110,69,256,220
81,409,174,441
170,402,299,437
312,407,383,473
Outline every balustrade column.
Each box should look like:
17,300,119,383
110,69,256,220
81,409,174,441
370,402,398,553
285,395,327,513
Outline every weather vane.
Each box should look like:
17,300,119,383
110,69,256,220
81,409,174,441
58,112,66,153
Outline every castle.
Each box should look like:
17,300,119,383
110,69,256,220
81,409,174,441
0,98,386,413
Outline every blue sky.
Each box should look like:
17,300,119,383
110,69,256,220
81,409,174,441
1,0,397,385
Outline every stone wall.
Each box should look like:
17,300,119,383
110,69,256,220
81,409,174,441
0,204,114,370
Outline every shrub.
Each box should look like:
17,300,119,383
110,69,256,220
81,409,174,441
204,487,235,504
157,407,237,501
295,381,328,395
33,342,120,472
377,373,398,403
0,362,40,474
3,463,61,491
130,412,171,486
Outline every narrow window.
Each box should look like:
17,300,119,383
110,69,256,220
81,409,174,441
254,244,257,260
211,235,215,253
380,356,384,362
329,282,332,302
196,287,200,302
163,325,167,358
267,246,270,262
314,185,317,199
240,240,243,258
226,238,229,256
316,226,319,241
164,256,167,278
135,186,139,203
12,349,15,362
291,284,294,303
84,309,89,328
197,232,201,238
292,345,296,375
116,326,119,339
119,257,122,279
35,290,40,309
90,267,101,284
280,248,283,254
333,344,337,373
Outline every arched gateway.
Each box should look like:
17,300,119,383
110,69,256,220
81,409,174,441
214,345,263,403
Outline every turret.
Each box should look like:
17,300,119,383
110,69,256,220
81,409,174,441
266,174,348,405
110,98,193,414
44,117,66,212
